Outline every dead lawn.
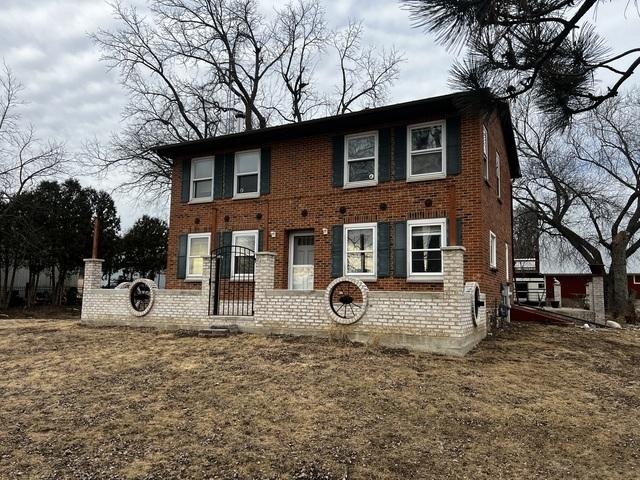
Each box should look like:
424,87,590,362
1,319,639,479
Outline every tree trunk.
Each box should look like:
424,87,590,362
609,231,629,319
7,262,17,309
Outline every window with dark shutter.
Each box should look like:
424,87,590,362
378,128,391,182
332,136,344,187
260,147,271,195
177,234,188,279
180,159,191,203
377,222,390,277
446,116,461,176
393,126,406,180
331,225,343,277
394,221,407,278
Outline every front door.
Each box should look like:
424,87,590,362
289,232,314,290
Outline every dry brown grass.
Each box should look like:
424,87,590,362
1,320,639,479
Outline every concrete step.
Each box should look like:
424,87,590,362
197,325,240,338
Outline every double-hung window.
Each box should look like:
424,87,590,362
190,157,214,202
344,223,377,279
344,132,378,187
231,230,258,278
489,231,497,269
496,151,502,199
482,125,489,181
407,219,446,278
186,233,210,279
234,150,260,198
407,121,446,181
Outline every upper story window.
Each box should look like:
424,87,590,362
344,132,378,187
407,121,446,181
234,150,260,199
344,223,377,280
190,157,214,202
408,219,446,278
496,151,502,199
231,230,258,278
489,231,497,269
187,233,210,279
482,125,489,181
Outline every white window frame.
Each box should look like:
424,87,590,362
496,151,502,199
343,222,377,281
189,156,214,203
406,120,446,182
489,231,497,269
407,218,447,280
231,230,259,279
505,242,510,281
186,233,211,280
482,125,489,181
233,149,260,199
633,275,640,285
288,231,315,290
344,131,378,188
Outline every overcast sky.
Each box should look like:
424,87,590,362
1,0,639,231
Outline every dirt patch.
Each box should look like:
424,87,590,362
0,305,81,319
1,320,639,479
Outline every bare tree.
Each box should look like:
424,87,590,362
274,0,327,122
332,20,402,115
89,0,403,197
513,90,640,319
0,62,66,213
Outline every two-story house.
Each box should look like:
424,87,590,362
156,92,518,314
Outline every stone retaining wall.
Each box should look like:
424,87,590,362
81,247,487,355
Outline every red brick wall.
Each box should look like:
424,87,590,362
166,107,514,310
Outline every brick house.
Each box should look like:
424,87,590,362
80,92,519,354
156,92,518,313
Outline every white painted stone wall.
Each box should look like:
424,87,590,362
81,247,487,355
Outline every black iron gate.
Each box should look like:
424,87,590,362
208,245,256,316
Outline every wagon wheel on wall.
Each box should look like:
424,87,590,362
127,279,157,317
130,282,151,312
329,280,364,322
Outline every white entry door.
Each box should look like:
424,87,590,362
289,233,314,290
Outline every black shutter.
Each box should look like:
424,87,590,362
181,159,191,202
214,154,224,199
377,222,390,277
177,234,188,279
393,126,406,180
446,116,461,176
260,147,271,195
218,231,232,278
223,152,235,198
331,225,343,277
332,135,344,187
378,128,391,182
258,230,264,252
394,221,407,278
456,217,463,246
